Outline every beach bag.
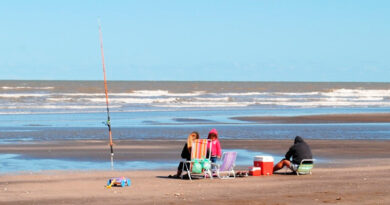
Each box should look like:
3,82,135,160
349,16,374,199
202,159,211,170
192,159,202,174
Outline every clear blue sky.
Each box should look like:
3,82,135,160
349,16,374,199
0,0,389,81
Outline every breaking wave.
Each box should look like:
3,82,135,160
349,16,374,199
1,88,390,114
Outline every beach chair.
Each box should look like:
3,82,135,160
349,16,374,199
212,151,237,179
182,139,213,180
296,159,314,175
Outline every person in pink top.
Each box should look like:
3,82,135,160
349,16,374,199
207,128,222,163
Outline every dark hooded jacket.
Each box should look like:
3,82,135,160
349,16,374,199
285,136,312,165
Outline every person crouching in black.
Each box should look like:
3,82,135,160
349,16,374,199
273,136,312,173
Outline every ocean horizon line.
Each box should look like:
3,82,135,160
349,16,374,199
1,79,390,84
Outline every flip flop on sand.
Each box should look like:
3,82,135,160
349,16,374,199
236,171,249,177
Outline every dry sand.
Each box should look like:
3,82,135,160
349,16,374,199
1,139,390,204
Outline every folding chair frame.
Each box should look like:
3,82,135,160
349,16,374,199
296,159,314,176
181,139,213,180
212,152,237,179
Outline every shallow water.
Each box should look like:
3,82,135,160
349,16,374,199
0,149,289,173
1,122,390,145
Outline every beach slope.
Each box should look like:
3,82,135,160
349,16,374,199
1,139,390,204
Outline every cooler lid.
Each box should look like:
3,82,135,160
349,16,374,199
254,156,274,162
249,166,261,171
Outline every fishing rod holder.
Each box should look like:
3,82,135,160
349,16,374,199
102,120,111,127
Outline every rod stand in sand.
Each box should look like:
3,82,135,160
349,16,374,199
111,154,114,170
106,118,114,170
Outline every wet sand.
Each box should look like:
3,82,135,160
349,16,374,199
1,139,390,204
0,139,390,163
232,113,390,124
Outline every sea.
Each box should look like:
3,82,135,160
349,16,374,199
1,80,390,141
1,80,389,172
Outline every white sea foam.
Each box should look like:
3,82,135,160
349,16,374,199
85,97,180,104
216,92,267,96
129,90,171,96
1,86,54,90
0,93,51,98
47,98,74,102
0,105,121,109
273,92,321,96
60,93,105,97
1,88,390,112
122,90,205,97
322,89,390,97
60,90,205,97
194,97,230,102
322,97,384,102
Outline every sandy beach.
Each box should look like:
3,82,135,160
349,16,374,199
1,139,389,204
2,0,390,203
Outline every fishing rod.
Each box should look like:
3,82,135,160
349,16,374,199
98,19,114,170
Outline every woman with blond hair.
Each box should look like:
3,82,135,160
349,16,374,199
168,131,199,178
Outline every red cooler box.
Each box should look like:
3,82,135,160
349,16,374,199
248,166,261,176
254,156,274,176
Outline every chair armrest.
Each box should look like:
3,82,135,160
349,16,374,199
300,159,315,165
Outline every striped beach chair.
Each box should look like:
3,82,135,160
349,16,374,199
182,139,213,180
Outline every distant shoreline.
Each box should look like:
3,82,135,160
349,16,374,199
2,79,390,84
232,113,390,124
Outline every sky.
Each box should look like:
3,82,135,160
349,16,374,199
0,0,389,82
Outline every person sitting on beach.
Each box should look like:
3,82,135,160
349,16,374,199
273,136,312,173
169,131,199,178
207,128,222,163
